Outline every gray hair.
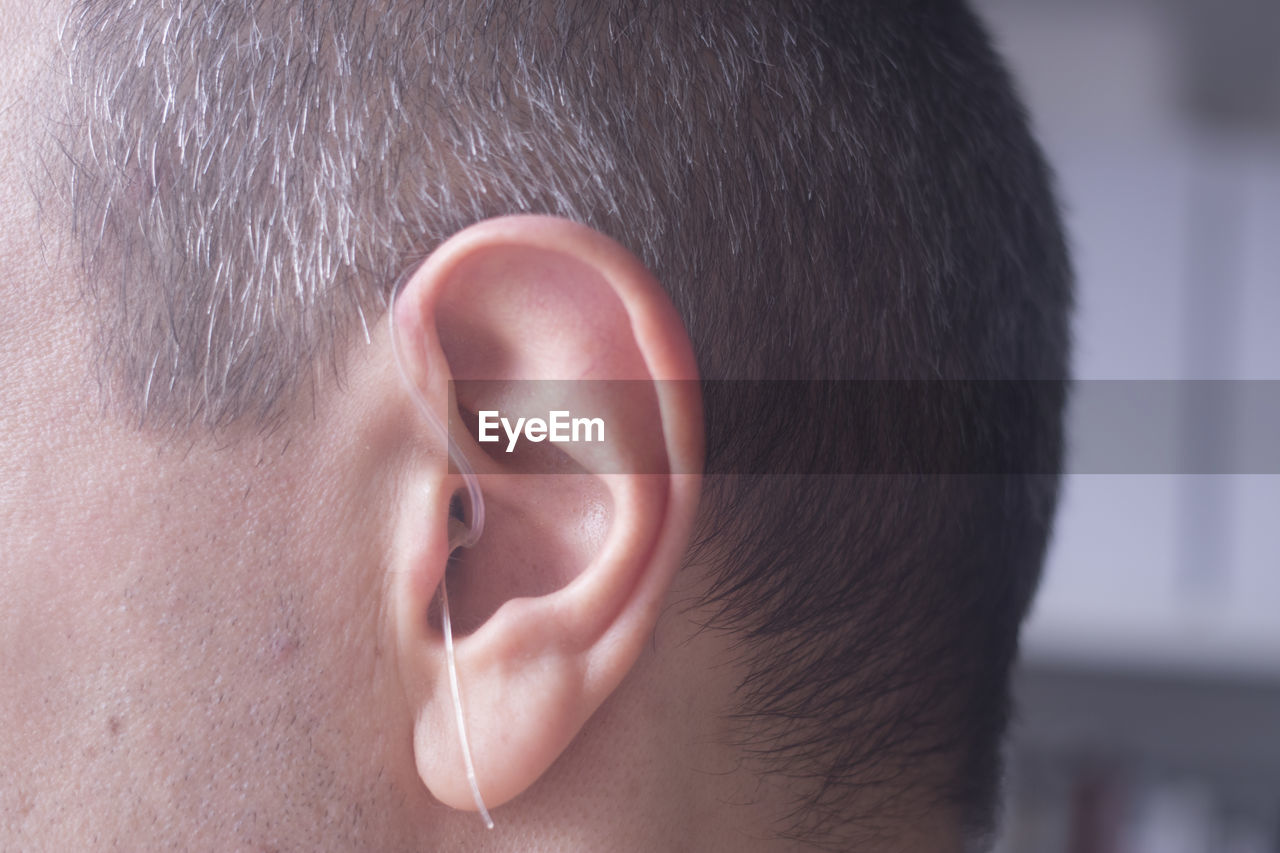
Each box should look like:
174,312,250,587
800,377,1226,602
52,1,793,428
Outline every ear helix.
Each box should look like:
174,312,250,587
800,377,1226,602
390,282,494,829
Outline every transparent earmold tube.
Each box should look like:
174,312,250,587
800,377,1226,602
389,286,494,830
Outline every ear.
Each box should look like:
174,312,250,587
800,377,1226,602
388,215,703,813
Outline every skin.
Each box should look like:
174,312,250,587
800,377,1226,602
0,4,958,850
0,8,769,850
0,195,761,850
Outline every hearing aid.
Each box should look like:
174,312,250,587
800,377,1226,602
390,281,494,829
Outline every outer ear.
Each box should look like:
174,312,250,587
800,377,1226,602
389,216,703,813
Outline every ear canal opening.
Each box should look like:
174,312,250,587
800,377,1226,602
430,490,484,637
446,491,470,549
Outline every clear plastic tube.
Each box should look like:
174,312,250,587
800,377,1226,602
389,284,494,829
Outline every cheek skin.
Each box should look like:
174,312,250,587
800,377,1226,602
0,363,425,849
0,10,427,851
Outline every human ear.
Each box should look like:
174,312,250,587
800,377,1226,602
388,215,703,813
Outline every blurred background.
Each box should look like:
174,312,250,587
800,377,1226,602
969,0,1280,850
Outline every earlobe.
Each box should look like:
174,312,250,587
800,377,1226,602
387,216,702,814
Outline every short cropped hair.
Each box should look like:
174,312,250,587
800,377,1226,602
45,1,1070,848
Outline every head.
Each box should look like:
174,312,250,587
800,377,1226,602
0,1,1069,851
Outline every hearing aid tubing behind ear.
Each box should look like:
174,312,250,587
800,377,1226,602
390,283,494,829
